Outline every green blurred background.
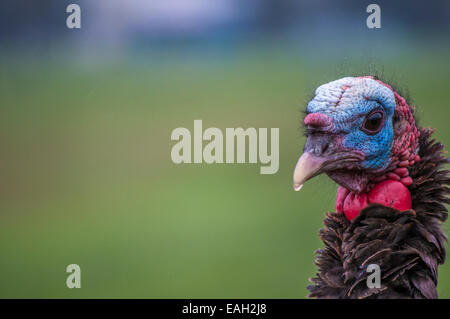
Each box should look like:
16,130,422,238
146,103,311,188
0,0,449,298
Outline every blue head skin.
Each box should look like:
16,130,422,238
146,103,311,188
306,77,396,170
295,77,399,193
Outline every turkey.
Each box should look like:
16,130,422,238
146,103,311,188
293,76,450,299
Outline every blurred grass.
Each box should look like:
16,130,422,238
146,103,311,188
0,49,449,298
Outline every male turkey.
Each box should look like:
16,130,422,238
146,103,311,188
293,76,450,299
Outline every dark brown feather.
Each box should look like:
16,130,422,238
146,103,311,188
307,128,449,299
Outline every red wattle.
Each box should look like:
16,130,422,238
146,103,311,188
336,180,412,221
343,192,368,221
336,186,349,213
368,180,411,211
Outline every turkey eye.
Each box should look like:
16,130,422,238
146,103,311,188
362,111,384,134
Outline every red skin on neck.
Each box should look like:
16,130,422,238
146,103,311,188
336,180,412,221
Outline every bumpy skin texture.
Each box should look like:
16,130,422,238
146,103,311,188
307,77,397,170
307,128,450,299
305,77,421,196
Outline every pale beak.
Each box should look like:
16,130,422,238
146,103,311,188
293,152,327,191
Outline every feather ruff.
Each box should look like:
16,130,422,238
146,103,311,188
308,128,450,299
